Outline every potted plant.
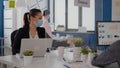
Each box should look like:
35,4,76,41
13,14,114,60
23,50,33,65
74,38,83,47
87,48,97,65
56,25,65,31
81,48,89,62
89,48,97,54
81,48,89,55
57,25,64,27
73,38,83,61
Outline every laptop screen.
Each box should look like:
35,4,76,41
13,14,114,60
20,38,53,57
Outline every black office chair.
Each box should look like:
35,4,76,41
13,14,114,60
10,30,18,55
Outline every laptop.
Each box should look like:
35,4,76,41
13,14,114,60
20,38,53,57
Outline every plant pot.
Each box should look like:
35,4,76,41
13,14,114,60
56,27,65,31
87,53,95,65
81,54,88,63
23,56,33,66
73,47,81,61
88,53,95,61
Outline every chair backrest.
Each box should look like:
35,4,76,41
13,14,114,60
11,30,18,47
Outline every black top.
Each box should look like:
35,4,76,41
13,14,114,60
12,26,45,55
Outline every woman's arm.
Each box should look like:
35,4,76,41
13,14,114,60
41,20,52,38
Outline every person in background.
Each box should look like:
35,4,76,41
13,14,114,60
92,40,120,68
37,9,52,38
12,8,45,55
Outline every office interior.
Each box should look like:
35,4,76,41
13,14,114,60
0,0,119,68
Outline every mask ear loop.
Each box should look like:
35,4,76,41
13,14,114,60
27,13,30,22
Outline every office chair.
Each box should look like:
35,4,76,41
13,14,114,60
10,30,18,55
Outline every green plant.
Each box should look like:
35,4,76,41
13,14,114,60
89,48,97,54
23,50,33,56
74,38,83,47
81,48,89,55
57,25,64,27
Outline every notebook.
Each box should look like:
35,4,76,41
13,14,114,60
20,38,53,57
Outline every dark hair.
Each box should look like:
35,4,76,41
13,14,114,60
43,9,50,16
23,8,42,27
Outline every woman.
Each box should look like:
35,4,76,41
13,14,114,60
12,9,45,55
41,10,52,38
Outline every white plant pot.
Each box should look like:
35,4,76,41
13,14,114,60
73,47,81,61
56,27,65,31
81,54,88,63
24,56,33,66
88,53,95,61
87,53,95,65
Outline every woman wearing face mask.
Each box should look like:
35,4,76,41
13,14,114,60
37,9,52,38
12,8,45,55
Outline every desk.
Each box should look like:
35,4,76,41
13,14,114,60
0,51,97,68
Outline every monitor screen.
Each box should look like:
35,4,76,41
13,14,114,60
96,21,120,45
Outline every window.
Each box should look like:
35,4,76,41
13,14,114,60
82,0,95,31
51,0,95,31
68,0,79,29
4,9,13,46
54,0,79,30
54,0,65,30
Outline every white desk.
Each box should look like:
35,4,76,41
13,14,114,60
0,51,97,68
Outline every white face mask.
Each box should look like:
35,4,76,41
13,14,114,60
36,20,43,27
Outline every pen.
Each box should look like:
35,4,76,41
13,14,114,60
75,60,83,62
64,64,70,68
63,58,71,68
63,58,66,61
